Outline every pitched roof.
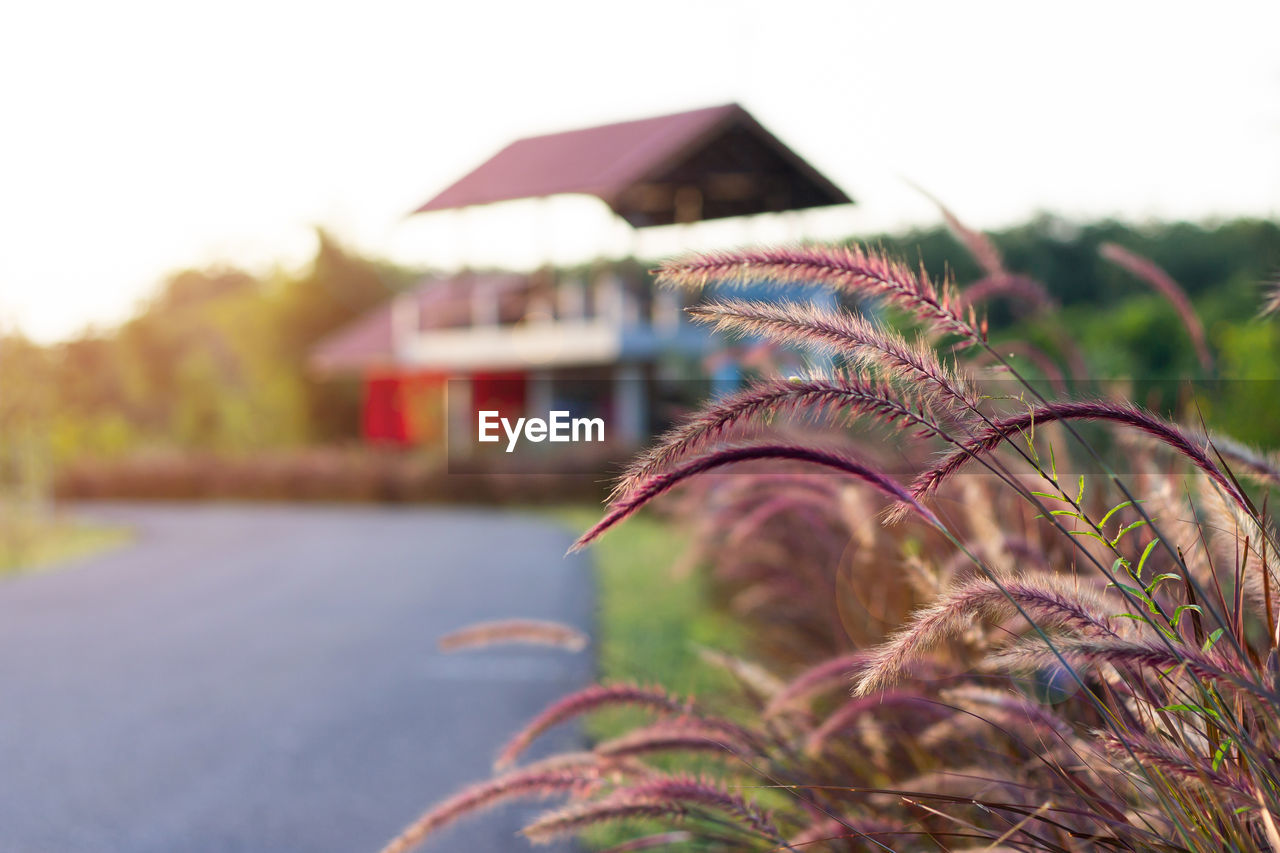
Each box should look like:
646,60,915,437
413,103,851,227
308,273,529,375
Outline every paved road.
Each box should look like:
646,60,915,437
0,504,594,853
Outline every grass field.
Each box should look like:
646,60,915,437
552,507,747,716
0,516,131,576
549,507,751,848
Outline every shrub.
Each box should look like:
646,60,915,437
53,447,613,504
383,230,1280,851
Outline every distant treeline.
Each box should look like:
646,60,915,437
7,230,417,465
878,217,1280,447
879,215,1279,309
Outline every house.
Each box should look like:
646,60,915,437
310,103,852,450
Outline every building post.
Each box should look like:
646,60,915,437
390,290,417,362
447,377,474,461
529,370,554,417
613,364,646,446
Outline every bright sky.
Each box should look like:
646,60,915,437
3,1,1278,342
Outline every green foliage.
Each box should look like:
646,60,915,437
272,229,409,441
0,334,56,550
44,231,414,460
872,216,1280,308
551,506,747,712
1210,320,1280,447
0,518,130,576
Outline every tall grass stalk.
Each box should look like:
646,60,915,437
384,224,1280,851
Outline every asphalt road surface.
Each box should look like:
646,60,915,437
0,504,594,853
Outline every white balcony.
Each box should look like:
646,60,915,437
397,318,622,371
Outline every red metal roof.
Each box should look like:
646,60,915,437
308,273,529,375
412,104,851,227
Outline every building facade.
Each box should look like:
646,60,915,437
310,104,852,449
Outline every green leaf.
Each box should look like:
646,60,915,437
1146,573,1183,594
1115,613,1167,635
1135,538,1161,581
1109,582,1157,613
1159,703,1222,721
1202,628,1225,652
1171,604,1202,628
1099,500,1138,528
1110,518,1150,546
1213,738,1234,771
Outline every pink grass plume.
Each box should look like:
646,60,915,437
438,619,588,653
